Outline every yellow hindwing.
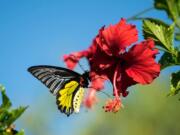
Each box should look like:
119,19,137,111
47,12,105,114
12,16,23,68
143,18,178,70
56,80,79,116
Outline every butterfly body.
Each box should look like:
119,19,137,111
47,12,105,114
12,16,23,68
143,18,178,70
28,65,90,116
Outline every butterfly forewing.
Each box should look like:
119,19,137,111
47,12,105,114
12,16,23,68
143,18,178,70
28,65,81,95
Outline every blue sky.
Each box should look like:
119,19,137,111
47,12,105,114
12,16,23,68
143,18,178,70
0,0,174,135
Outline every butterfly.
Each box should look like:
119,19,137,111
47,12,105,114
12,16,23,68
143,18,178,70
28,65,90,116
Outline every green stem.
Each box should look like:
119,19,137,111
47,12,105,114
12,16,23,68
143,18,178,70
157,47,179,65
156,47,177,56
155,47,170,53
127,7,154,21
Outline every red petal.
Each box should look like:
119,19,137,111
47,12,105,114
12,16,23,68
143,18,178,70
63,51,89,69
84,89,97,108
89,71,107,90
89,45,115,70
115,71,136,97
123,39,160,84
97,18,138,56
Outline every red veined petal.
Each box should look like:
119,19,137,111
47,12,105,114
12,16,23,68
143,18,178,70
96,18,138,56
123,39,160,84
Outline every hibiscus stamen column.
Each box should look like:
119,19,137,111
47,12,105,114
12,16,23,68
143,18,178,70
113,64,120,98
103,64,122,113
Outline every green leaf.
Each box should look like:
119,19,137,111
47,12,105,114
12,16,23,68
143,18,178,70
16,130,24,135
0,85,27,134
143,19,175,52
159,49,180,69
175,32,180,41
167,0,180,21
143,18,170,27
0,106,28,127
0,110,10,127
5,106,28,126
168,71,180,96
154,0,180,22
0,85,12,110
1,129,20,135
2,132,10,135
154,0,167,10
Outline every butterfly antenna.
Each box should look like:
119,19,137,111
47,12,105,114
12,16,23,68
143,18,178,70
100,91,113,98
88,86,113,98
69,54,86,72
77,61,86,72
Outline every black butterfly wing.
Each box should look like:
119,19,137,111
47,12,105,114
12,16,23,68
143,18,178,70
28,65,81,95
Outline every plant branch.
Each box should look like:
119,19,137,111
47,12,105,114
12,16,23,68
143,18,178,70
127,7,154,21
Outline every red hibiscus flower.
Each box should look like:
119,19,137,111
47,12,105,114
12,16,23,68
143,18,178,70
102,39,160,98
63,18,160,113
